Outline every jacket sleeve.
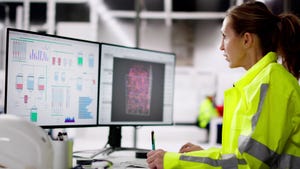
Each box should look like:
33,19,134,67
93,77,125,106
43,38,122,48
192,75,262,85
164,147,249,169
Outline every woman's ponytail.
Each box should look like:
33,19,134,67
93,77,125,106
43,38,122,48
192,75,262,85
278,14,300,79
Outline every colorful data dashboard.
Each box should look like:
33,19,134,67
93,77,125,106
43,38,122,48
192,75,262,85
5,29,99,127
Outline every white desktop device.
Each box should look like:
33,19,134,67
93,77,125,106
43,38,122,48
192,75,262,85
0,114,53,169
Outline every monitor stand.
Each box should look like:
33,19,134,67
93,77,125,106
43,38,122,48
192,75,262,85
90,126,150,158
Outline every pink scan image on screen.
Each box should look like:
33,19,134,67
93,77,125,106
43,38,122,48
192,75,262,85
125,64,153,116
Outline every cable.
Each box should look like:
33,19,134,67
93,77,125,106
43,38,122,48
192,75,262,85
73,158,113,169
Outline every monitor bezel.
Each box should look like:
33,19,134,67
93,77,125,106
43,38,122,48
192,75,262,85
4,28,101,129
98,42,176,126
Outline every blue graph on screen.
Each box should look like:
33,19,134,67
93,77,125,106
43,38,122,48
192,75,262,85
78,97,93,119
29,49,49,61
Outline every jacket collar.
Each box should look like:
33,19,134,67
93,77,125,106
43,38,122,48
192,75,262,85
234,52,278,88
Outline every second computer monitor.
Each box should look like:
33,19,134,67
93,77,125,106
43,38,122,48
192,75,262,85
99,44,175,125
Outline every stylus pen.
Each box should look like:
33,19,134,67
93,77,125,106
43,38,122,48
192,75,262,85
151,131,156,150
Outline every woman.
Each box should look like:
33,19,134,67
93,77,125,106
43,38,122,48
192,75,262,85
147,1,300,169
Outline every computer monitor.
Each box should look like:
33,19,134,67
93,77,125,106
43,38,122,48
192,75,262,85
4,28,100,128
98,43,175,149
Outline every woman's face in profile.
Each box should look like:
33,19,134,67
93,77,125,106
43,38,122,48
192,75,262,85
219,17,248,69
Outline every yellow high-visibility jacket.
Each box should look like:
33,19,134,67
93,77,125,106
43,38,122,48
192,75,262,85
164,52,300,169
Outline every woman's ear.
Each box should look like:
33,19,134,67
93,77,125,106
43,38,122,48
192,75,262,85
242,32,254,48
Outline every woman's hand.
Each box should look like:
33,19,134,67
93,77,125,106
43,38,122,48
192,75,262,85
179,142,203,153
147,149,166,169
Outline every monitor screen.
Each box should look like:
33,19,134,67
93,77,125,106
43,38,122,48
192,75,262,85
98,43,175,125
5,28,100,128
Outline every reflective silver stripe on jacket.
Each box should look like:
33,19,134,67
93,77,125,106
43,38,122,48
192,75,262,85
180,154,247,169
239,135,279,166
239,84,300,168
276,154,300,169
239,84,277,165
239,135,300,169
239,84,272,160
251,84,269,130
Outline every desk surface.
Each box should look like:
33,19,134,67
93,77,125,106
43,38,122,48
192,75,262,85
73,149,149,169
